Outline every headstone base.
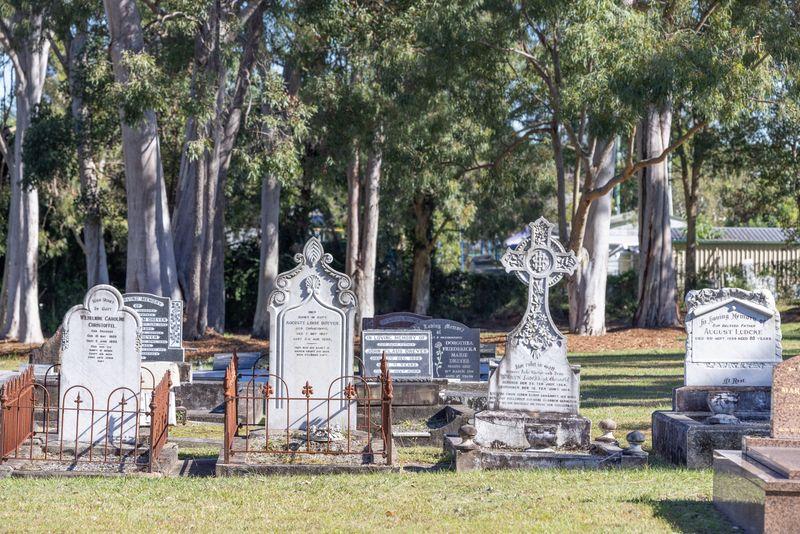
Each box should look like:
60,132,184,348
444,435,647,471
473,410,591,450
673,385,771,415
652,410,770,468
713,450,800,533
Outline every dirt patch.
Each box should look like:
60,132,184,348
184,333,269,364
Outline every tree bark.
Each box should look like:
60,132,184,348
0,14,48,343
411,193,434,315
171,1,265,338
345,140,361,278
634,104,679,327
551,121,569,243
252,174,281,338
569,139,615,335
677,139,701,295
69,31,109,288
103,0,181,299
356,137,382,326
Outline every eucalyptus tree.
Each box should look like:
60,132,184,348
102,0,181,299
0,0,50,343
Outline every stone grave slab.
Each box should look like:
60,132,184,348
414,319,480,381
362,329,432,378
685,288,782,387
123,293,185,362
268,237,357,429
60,285,142,444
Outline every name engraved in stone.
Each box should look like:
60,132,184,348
283,304,342,359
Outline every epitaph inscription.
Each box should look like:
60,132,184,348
362,312,431,331
362,329,433,378
60,285,142,444
268,238,357,429
685,288,782,387
415,319,480,381
123,293,185,362
487,217,579,413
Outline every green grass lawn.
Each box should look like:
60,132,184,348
2,316,798,531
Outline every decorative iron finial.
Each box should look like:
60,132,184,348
302,381,314,398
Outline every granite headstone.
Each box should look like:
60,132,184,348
60,285,142,444
362,312,431,331
685,288,782,387
362,329,433,378
268,237,357,429
123,293,184,362
414,319,480,381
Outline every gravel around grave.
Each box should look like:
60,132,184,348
234,429,385,466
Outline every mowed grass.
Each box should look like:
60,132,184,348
3,316,800,531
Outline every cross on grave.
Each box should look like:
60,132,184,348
500,217,577,355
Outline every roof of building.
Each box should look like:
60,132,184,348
671,227,794,244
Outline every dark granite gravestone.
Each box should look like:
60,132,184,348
414,319,480,381
123,293,185,362
362,312,431,331
362,329,432,378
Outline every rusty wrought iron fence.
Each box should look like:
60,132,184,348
223,351,393,464
0,366,171,472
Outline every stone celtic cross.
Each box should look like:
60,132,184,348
501,217,577,354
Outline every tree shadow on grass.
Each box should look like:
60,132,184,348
635,498,733,533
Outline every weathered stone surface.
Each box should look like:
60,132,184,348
60,285,142,444
487,218,579,413
685,288,782,387
268,237,357,429
474,410,590,450
652,410,769,468
123,293,185,362
29,327,62,366
673,385,771,415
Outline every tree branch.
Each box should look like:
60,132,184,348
0,18,25,86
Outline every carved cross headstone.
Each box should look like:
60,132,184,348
488,217,579,413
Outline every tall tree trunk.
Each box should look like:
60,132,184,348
355,136,382,328
103,0,181,299
678,140,701,295
551,120,569,243
345,141,361,278
252,174,281,338
634,104,679,327
411,193,434,315
171,1,265,338
0,17,48,343
569,139,615,335
69,31,109,288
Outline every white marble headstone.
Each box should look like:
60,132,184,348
487,217,579,413
60,285,142,444
685,288,782,387
268,237,357,429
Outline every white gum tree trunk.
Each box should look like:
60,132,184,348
634,104,679,327
103,0,181,299
252,174,281,339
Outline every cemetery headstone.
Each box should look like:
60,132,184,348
60,285,142,444
362,312,431,331
268,237,357,429
475,217,589,449
414,319,480,381
769,355,800,440
685,288,782,387
123,293,185,362
362,329,433,378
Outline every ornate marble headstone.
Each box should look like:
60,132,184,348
60,285,142,444
685,288,782,387
123,293,185,362
268,237,357,429
475,218,589,450
488,217,579,412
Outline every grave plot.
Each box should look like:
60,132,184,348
445,218,649,471
651,287,780,467
215,353,396,475
0,285,178,476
